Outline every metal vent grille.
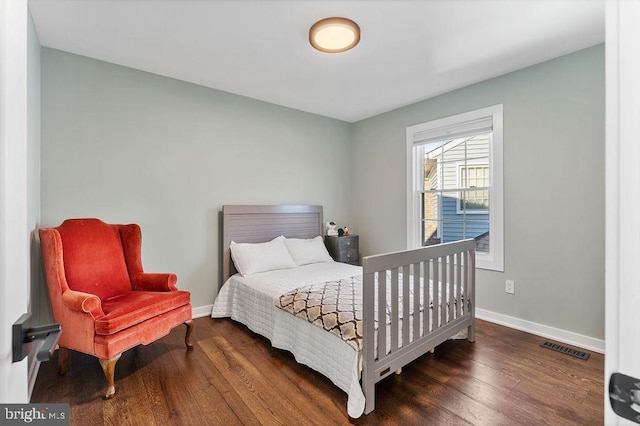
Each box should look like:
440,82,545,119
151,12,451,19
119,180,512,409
540,341,590,360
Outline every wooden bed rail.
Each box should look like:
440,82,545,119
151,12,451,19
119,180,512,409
361,239,476,415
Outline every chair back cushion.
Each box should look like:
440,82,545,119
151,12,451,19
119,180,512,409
57,219,132,301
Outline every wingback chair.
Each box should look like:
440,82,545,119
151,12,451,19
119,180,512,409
39,218,194,399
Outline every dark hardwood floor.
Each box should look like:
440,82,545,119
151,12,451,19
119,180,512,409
31,317,604,425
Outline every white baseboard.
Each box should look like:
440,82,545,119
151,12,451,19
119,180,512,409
192,304,213,319
476,308,605,354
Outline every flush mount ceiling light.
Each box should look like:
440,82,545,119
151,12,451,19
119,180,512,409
309,17,360,53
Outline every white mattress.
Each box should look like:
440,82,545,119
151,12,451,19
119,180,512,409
211,261,366,418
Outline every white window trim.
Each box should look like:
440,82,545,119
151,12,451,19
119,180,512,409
456,161,490,215
406,104,504,271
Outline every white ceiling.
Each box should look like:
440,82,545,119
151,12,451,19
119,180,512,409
28,0,604,123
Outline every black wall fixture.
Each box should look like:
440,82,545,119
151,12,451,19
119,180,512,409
610,372,640,424
12,313,61,363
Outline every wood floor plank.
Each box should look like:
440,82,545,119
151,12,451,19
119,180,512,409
162,323,260,425
201,335,322,425
101,349,157,426
186,341,263,425
30,317,604,425
211,317,350,421
131,341,207,425
414,351,577,426
38,351,106,423
395,369,516,426
365,372,474,425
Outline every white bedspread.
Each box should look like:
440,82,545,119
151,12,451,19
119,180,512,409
211,262,366,418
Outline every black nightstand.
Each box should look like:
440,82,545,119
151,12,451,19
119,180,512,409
324,235,359,265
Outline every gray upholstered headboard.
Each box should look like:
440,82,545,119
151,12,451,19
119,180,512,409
222,205,324,282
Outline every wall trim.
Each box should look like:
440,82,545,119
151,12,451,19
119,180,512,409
193,304,213,319
476,308,605,354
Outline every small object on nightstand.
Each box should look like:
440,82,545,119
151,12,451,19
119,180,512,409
324,235,359,265
344,227,349,236
326,221,338,236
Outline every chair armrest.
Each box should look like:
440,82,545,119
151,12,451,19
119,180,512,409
61,289,105,319
131,273,178,292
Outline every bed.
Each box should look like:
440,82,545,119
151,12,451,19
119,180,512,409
211,204,475,418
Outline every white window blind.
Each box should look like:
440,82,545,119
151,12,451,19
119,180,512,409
412,116,493,146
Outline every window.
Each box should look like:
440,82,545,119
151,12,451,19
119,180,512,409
406,105,503,271
458,163,490,214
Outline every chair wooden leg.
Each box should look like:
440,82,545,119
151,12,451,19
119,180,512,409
99,354,121,400
184,320,194,349
57,347,69,376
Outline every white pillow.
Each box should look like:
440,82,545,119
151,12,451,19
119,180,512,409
284,236,334,266
230,236,297,276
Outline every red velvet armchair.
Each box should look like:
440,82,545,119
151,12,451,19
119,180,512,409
39,218,193,399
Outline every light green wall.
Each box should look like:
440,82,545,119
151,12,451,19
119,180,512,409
41,48,353,310
41,45,605,340
351,45,605,340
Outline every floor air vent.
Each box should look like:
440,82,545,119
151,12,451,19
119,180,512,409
540,341,590,360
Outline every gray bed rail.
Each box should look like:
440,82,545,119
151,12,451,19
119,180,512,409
361,239,476,414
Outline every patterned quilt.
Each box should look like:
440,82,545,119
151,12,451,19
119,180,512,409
275,276,366,351
275,274,460,352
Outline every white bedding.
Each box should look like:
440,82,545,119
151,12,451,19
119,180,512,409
211,261,366,417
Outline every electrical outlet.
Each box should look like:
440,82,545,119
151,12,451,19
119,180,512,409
505,279,515,294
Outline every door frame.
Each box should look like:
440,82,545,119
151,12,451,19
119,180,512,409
605,1,640,424
0,0,30,403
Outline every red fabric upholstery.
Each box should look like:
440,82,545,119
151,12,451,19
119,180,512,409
56,219,132,301
97,290,191,335
39,218,192,361
94,305,192,359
